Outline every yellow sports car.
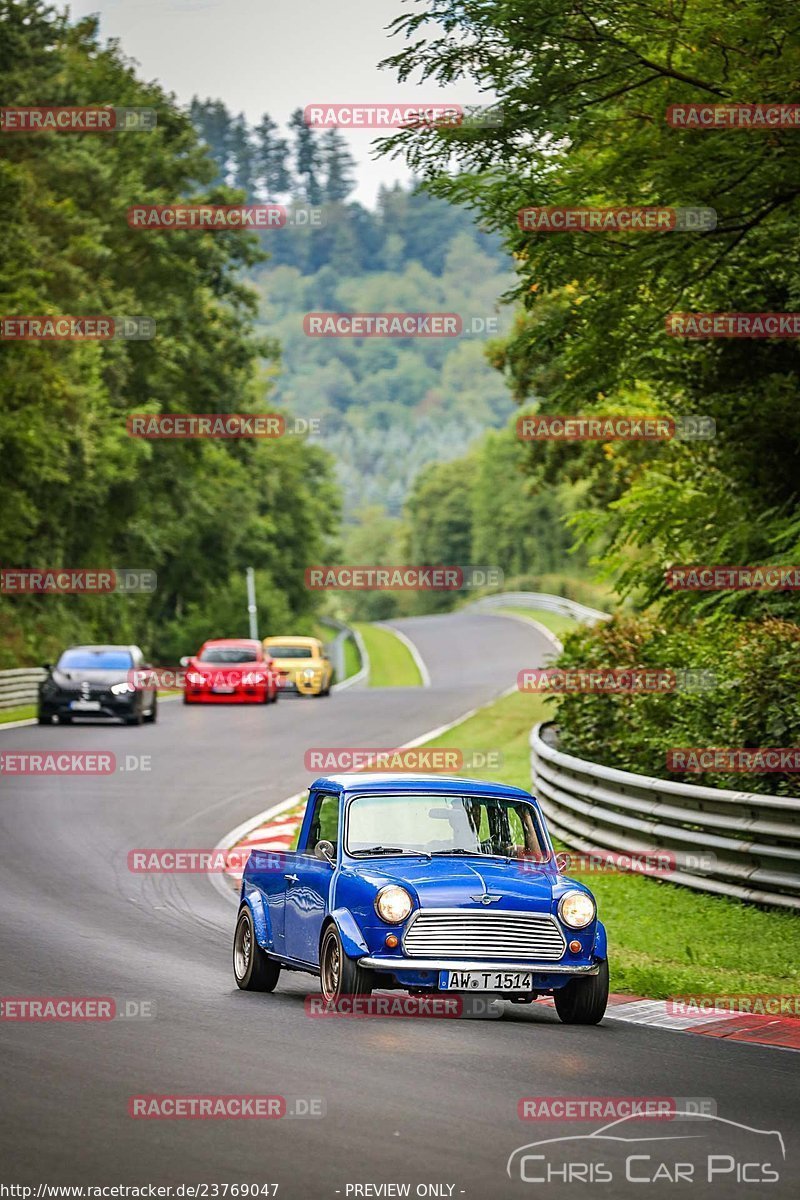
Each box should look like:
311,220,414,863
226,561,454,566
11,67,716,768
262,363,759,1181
262,636,333,697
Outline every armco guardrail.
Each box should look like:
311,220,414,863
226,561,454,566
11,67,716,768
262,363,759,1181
531,722,800,911
318,617,369,692
471,591,611,625
0,667,45,710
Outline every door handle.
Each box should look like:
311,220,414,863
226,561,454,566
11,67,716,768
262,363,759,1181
284,873,299,883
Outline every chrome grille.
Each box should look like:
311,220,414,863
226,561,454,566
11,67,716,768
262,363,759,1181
403,909,566,961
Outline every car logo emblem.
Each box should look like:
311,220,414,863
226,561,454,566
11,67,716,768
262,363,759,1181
471,893,502,905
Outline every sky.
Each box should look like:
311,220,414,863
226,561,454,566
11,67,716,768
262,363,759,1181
64,0,490,205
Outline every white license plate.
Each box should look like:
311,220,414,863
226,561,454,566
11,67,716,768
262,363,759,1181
439,970,533,992
212,685,235,694
71,700,101,711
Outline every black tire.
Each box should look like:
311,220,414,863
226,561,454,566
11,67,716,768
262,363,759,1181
37,711,53,725
233,906,281,992
553,958,609,1025
58,714,73,725
144,696,157,723
182,692,192,705
319,923,373,1004
125,708,145,726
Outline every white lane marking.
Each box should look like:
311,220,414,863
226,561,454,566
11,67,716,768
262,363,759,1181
375,622,431,687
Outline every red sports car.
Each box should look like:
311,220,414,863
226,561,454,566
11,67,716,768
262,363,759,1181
181,639,280,705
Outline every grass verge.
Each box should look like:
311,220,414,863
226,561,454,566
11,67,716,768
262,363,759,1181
501,606,581,641
342,634,361,682
0,704,36,724
353,623,422,688
419,688,800,998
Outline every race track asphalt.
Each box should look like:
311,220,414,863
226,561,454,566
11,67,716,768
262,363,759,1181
0,612,797,1197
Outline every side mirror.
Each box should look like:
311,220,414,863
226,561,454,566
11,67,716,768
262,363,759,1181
555,851,571,874
314,840,335,866
179,656,190,668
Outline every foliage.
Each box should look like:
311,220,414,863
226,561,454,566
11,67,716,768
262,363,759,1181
554,614,800,796
378,0,800,621
0,1,339,665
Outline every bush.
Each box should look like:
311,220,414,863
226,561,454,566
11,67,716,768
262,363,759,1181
552,613,800,796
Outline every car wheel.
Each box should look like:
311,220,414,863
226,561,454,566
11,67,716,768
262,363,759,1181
37,711,53,725
233,906,280,992
58,714,72,724
553,959,609,1025
319,924,373,1004
144,696,157,723
125,709,145,726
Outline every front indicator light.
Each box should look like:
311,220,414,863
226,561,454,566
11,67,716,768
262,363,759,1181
375,885,413,924
568,940,582,953
558,890,596,929
385,934,399,949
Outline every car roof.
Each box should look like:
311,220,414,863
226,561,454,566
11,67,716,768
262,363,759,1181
64,644,139,653
311,773,535,800
200,638,261,646
264,635,319,645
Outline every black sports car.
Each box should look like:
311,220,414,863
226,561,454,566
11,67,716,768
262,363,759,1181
37,644,157,725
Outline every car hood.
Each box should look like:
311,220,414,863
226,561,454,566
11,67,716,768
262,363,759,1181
351,856,556,908
190,660,263,672
52,668,129,686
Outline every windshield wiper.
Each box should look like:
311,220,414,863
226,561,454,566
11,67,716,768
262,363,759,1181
430,848,484,857
352,846,431,859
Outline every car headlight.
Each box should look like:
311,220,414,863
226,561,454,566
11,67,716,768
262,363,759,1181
375,885,413,924
110,682,134,695
558,890,596,929
302,668,316,679
185,672,204,685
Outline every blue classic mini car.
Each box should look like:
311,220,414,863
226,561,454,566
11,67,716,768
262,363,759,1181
233,774,609,1023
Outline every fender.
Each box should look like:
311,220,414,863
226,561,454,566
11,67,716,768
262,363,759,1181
593,919,608,961
242,885,273,951
329,906,369,958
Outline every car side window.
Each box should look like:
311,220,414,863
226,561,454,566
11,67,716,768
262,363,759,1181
305,792,340,855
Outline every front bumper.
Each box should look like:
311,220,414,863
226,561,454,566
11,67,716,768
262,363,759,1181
41,695,138,719
279,674,323,696
360,956,599,975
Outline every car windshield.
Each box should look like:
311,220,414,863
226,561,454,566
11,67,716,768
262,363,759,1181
268,645,313,658
58,649,133,670
346,793,550,861
198,646,259,663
